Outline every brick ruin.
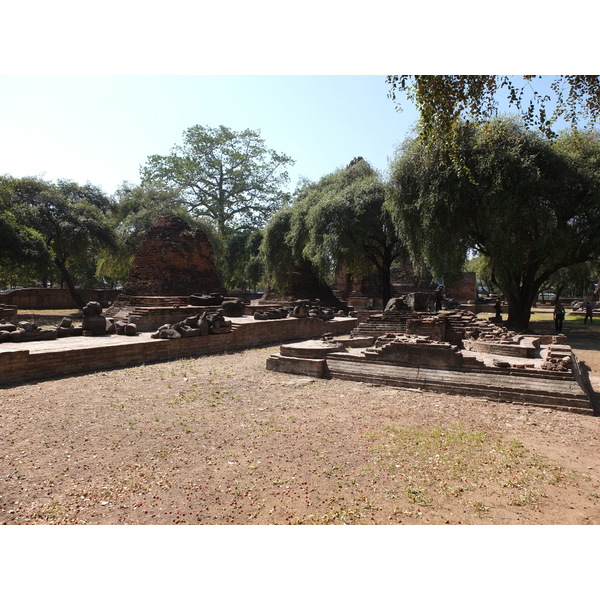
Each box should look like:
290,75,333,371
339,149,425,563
331,268,478,310
1,211,595,416
0,303,17,322
123,215,223,297
267,306,596,415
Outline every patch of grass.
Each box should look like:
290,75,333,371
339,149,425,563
364,423,574,513
407,487,433,507
206,367,235,378
260,416,282,434
32,500,67,522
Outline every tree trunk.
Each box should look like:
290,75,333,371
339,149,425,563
506,281,540,331
380,268,393,308
54,258,85,309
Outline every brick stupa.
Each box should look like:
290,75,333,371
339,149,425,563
123,215,223,297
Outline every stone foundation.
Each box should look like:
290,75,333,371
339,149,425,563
0,316,357,386
266,309,596,415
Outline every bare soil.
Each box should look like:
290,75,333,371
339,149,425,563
2,308,600,525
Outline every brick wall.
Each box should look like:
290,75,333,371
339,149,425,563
0,288,120,310
0,317,357,386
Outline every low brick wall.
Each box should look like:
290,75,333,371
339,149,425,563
0,288,120,309
0,304,17,320
0,316,357,386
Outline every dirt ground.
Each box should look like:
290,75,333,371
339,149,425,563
2,307,600,525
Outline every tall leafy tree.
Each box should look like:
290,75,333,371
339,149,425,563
263,159,405,305
0,177,48,282
140,125,294,237
387,118,600,329
3,176,117,308
296,158,405,305
224,229,264,292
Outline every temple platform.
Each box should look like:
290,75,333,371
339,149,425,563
0,316,357,386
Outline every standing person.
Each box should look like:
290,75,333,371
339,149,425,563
494,298,502,321
584,300,594,324
435,285,444,312
554,300,566,334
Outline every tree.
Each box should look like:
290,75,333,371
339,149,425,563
263,159,405,306
386,76,600,144
0,178,49,284
465,253,497,297
140,125,294,237
540,262,600,302
387,118,600,330
224,229,264,292
2,177,117,308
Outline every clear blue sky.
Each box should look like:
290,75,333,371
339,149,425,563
0,75,420,196
1,4,592,201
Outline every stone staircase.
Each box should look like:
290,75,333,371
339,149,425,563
351,310,414,337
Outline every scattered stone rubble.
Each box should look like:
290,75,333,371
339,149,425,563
0,301,138,344
252,299,345,322
0,320,57,343
267,307,595,414
151,310,232,339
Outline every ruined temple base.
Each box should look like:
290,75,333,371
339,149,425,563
104,295,298,332
267,338,595,415
0,316,357,386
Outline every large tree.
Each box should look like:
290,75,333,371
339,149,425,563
140,125,294,237
224,229,265,292
387,118,600,330
0,177,48,282
261,206,342,305
2,177,117,308
263,158,405,305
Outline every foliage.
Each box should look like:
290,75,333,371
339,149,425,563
261,207,300,294
263,158,405,304
224,229,264,292
540,262,599,300
387,75,600,143
465,253,497,296
0,176,117,307
0,178,49,283
140,124,294,237
387,118,600,329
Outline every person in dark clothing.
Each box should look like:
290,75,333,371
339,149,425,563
435,285,444,312
494,299,502,320
554,301,566,334
584,300,594,324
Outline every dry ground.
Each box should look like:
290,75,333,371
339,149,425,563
2,307,600,525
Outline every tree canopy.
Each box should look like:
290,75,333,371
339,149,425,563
387,117,600,329
140,125,294,238
0,176,117,307
386,76,600,144
263,158,405,305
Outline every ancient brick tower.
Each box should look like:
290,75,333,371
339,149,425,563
123,215,223,296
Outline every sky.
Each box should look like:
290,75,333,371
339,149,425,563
1,2,595,202
0,75,420,196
